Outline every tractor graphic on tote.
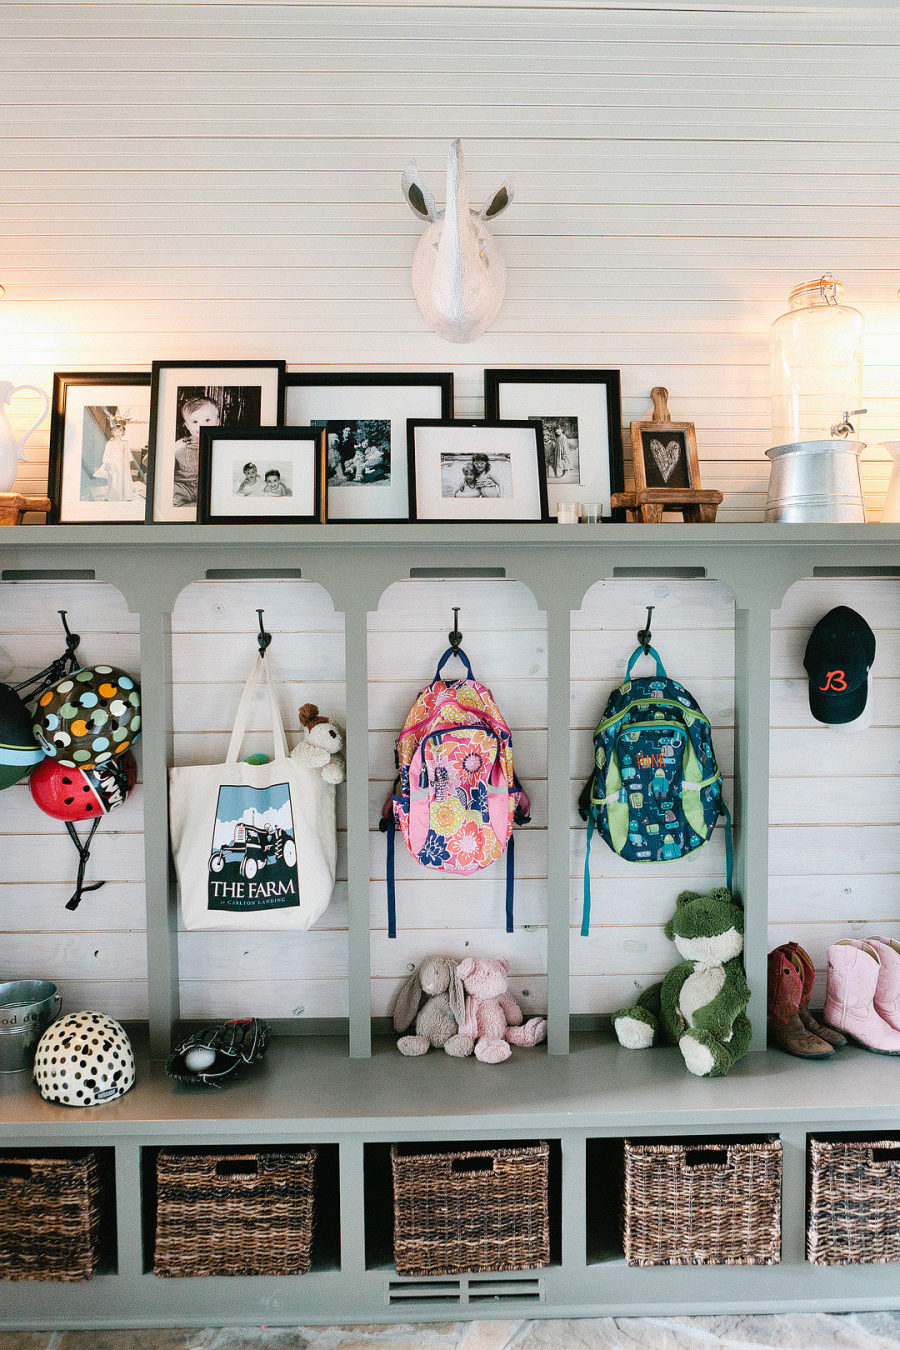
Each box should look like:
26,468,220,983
208,812,297,880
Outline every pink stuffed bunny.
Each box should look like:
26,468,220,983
456,957,548,1064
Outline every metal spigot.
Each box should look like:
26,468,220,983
830,409,867,439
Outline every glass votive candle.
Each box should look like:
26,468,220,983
580,502,600,523
556,502,579,524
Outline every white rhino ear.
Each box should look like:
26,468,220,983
479,174,515,220
401,162,437,222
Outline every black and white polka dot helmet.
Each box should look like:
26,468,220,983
33,1011,135,1107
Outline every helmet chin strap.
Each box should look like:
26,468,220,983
13,611,81,698
63,818,105,911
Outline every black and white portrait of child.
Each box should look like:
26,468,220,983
231,459,293,498
440,451,512,499
535,415,580,483
172,384,262,507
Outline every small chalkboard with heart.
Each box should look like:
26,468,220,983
630,387,702,495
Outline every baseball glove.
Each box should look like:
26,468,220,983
165,1017,270,1087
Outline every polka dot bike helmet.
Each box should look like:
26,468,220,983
31,665,141,769
33,1011,135,1107
29,751,136,822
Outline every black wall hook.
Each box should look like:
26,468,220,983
637,605,654,654
448,606,463,653
256,609,272,658
59,610,81,656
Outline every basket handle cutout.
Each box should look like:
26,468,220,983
870,1146,900,1163
0,1162,32,1179
451,1156,495,1173
683,1148,729,1169
215,1158,259,1176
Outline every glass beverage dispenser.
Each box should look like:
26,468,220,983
765,275,866,522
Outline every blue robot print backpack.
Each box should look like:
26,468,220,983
577,644,732,935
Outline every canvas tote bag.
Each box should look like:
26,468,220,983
169,656,336,931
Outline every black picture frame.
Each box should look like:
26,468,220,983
47,371,152,526
197,426,326,525
483,368,625,521
284,371,454,523
145,359,286,523
407,419,550,523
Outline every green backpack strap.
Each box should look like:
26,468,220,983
581,810,595,936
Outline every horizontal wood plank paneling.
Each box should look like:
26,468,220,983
767,578,899,980
3,4,900,523
0,582,146,1014
1,5,897,1025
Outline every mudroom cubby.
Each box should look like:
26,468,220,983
0,521,897,1327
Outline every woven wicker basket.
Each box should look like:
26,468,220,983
153,1147,316,1277
391,1142,550,1277
808,1136,900,1265
0,1151,103,1281
622,1137,782,1266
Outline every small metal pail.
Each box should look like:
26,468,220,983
0,980,61,1072
764,440,865,523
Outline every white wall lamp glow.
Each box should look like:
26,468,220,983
401,139,514,344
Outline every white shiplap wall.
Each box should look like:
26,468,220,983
0,4,897,1025
5,571,894,1023
0,584,147,1015
2,3,900,519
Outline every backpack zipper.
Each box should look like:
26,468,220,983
597,696,710,735
402,698,506,743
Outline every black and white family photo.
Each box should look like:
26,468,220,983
321,419,391,485
535,415,580,483
440,451,512,499
232,459,293,498
172,384,262,507
80,404,149,504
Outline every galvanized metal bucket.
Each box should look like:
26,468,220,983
764,440,865,523
0,979,61,1072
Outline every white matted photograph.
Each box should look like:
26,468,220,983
47,373,151,525
408,420,549,522
483,369,624,519
147,360,285,523
285,372,453,521
197,427,325,525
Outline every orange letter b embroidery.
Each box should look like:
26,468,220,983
819,670,847,692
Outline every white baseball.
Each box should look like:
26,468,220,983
184,1046,217,1072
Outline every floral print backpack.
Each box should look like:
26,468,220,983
380,646,530,938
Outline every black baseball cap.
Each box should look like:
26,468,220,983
803,606,876,724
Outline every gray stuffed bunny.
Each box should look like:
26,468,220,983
392,955,473,1057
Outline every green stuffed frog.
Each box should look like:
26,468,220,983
612,887,752,1077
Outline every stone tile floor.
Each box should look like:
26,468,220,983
1,1317,899,1350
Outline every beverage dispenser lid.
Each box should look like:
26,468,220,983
789,274,844,306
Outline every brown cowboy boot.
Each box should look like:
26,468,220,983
781,941,847,1048
767,948,835,1058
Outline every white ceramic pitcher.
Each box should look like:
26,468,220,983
0,380,50,492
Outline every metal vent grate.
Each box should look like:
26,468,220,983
387,1274,544,1305
468,1275,544,1302
387,1278,461,1303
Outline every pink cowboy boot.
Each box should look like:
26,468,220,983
823,940,900,1054
866,937,900,1032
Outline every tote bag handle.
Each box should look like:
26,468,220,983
225,656,290,764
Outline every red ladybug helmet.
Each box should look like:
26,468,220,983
30,753,136,822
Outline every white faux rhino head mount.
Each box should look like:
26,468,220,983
401,139,514,344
